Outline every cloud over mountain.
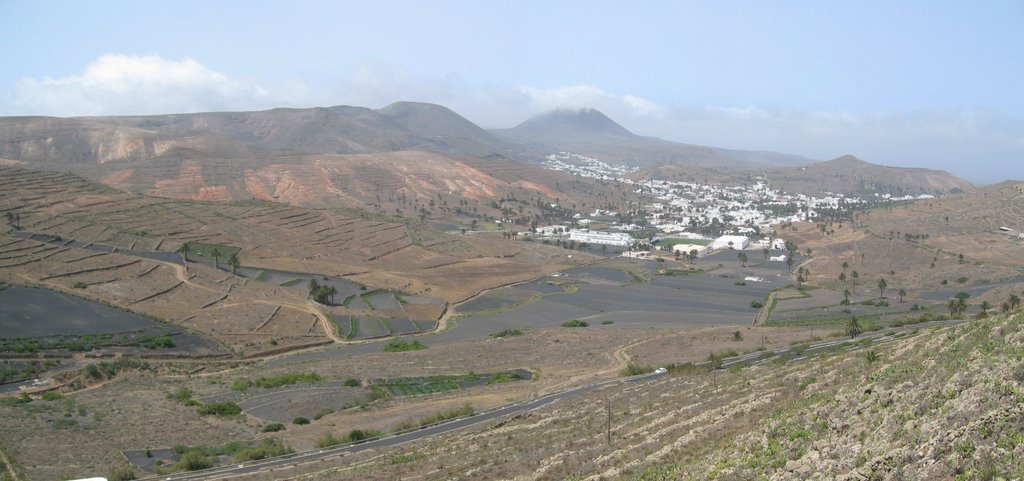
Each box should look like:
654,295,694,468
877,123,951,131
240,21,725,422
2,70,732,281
13,54,268,116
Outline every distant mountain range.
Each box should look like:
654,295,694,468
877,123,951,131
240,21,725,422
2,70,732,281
0,102,974,205
766,154,973,196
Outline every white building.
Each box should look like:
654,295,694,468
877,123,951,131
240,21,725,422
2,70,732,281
671,243,712,258
769,254,787,262
569,230,633,246
711,235,750,250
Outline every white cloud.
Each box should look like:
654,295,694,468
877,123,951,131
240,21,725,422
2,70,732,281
12,54,268,116
516,84,667,121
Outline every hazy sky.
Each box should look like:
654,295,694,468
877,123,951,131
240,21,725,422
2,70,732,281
1,0,1021,182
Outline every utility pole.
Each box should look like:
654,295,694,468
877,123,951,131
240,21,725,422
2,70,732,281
605,396,612,447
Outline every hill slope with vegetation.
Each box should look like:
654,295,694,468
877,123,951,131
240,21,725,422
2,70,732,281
254,312,1024,480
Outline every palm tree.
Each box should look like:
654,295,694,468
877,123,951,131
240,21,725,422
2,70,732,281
846,317,863,339
843,289,851,304
842,261,849,274
958,253,964,264
211,247,222,270
689,249,698,265
176,242,192,266
851,270,859,290
877,278,887,298
3,212,12,227
980,300,992,312
762,248,769,261
838,271,847,284
796,273,805,289
864,350,880,364
1009,294,1021,310
326,285,338,305
1003,302,1012,313
957,297,968,317
308,279,320,300
897,288,906,303
227,252,240,274
738,252,748,267
948,299,959,317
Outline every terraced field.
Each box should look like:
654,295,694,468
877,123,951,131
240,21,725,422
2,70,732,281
0,165,567,305
0,166,584,357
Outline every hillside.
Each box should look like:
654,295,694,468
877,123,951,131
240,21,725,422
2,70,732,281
0,105,653,218
0,166,585,355
243,313,1024,480
768,154,974,196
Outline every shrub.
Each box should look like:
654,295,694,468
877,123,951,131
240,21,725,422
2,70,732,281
486,372,523,384
197,402,241,417
733,330,743,341
292,417,310,425
346,429,383,443
561,319,588,328
168,386,193,404
108,465,137,481
139,334,175,349
418,405,474,426
41,391,63,401
233,439,290,461
734,281,746,286
957,276,969,284
176,451,212,471
314,408,334,420
750,300,764,308
490,329,524,338
261,423,285,433
383,340,427,352
232,373,322,391
665,362,699,375
620,363,655,376
878,300,890,307
72,281,88,289
316,433,346,448
601,320,615,325
344,377,361,387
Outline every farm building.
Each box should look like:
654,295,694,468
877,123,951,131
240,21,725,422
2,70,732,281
711,235,750,250
769,254,788,262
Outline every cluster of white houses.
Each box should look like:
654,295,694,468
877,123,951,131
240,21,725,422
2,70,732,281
536,226,790,261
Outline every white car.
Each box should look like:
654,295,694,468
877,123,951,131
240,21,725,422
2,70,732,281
654,367,668,374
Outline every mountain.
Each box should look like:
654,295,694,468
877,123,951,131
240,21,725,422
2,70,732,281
0,102,514,163
498,108,636,142
493,108,816,174
767,155,974,196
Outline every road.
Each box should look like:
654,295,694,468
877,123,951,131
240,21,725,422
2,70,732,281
137,318,960,480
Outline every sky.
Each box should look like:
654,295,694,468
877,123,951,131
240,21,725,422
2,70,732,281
1,0,1021,183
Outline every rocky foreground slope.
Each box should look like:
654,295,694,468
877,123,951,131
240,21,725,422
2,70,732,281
259,312,1024,480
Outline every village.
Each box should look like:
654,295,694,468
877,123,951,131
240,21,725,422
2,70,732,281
536,152,938,260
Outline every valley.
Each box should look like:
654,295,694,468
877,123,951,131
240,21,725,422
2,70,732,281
0,102,1020,481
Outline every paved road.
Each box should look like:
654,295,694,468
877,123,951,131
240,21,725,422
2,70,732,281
137,318,961,480
136,371,665,481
